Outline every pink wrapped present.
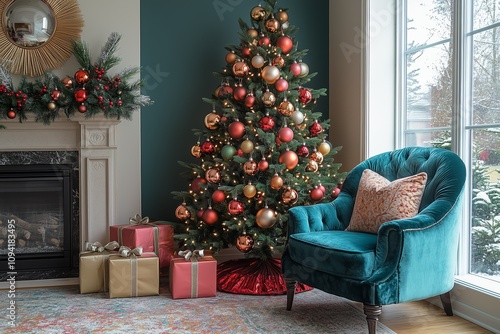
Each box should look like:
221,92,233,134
169,250,217,299
109,214,174,268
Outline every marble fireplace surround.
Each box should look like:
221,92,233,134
0,114,119,288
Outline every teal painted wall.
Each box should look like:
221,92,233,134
140,0,329,221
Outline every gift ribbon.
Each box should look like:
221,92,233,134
80,241,119,293
177,250,206,297
116,214,160,257
117,246,143,297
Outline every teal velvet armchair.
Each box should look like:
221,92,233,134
282,147,466,334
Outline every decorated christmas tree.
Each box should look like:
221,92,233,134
172,0,345,294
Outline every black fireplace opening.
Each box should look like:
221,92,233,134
0,163,79,280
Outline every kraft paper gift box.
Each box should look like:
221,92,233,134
109,214,174,268
169,250,217,299
108,246,159,298
79,241,120,294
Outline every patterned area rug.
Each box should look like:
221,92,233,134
1,283,396,334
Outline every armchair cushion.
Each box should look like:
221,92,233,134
346,169,427,234
288,230,377,279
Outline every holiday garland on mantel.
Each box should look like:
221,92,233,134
0,32,152,128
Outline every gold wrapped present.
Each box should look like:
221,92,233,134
109,246,159,298
79,241,119,294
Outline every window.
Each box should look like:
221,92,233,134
400,0,500,288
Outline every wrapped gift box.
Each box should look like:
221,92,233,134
79,241,119,294
169,251,217,299
109,215,174,268
108,250,159,298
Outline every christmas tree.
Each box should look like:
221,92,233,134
172,0,345,292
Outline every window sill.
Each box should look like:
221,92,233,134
455,274,500,298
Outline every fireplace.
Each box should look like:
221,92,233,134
0,152,79,281
0,114,120,287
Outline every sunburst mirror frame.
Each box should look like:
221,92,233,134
0,0,83,77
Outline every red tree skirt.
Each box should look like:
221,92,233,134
217,258,312,295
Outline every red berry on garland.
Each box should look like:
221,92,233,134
74,88,88,103
299,87,313,104
7,109,16,119
309,120,323,136
117,99,123,107
78,104,87,113
74,69,90,85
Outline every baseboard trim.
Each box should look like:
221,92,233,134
0,277,79,290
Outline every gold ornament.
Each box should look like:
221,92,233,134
241,139,254,154
247,28,259,39
278,100,295,116
310,151,324,164
204,112,221,130
236,234,255,253
243,183,257,198
265,17,280,33
282,187,298,205
225,52,237,64
256,207,277,229
233,61,250,77
175,203,191,220
270,173,284,190
306,160,319,172
262,65,280,84
318,141,331,156
276,9,289,23
62,77,73,89
205,168,221,184
191,143,202,158
244,159,258,176
47,101,57,111
272,55,285,68
251,5,267,21
262,90,276,107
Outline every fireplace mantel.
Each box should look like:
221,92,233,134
0,114,119,287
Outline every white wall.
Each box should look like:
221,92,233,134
56,0,142,229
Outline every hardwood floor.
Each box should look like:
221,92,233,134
375,300,493,333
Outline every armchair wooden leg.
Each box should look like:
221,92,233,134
440,291,453,316
285,278,297,311
363,304,382,334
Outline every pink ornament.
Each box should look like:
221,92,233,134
233,86,247,101
275,78,289,92
278,126,294,142
310,187,325,201
290,62,302,76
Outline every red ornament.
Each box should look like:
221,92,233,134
201,140,215,154
258,158,269,172
275,78,289,92
310,187,325,201
278,126,294,142
279,150,299,170
244,92,255,108
51,89,61,101
276,35,293,54
297,144,310,157
228,199,245,216
290,62,302,76
228,121,246,139
309,120,323,137
299,88,313,104
197,208,205,219
78,104,87,113
259,35,271,47
259,115,275,132
74,88,88,103
233,86,247,101
6,109,16,119
62,77,73,89
202,208,219,225
332,187,341,199
212,189,226,203
218,84,233,98
74,69,90,85
241,47,252,58
191,177,207,193
318,184,326,194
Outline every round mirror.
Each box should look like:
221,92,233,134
0,0,83,77
4,0,55,47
